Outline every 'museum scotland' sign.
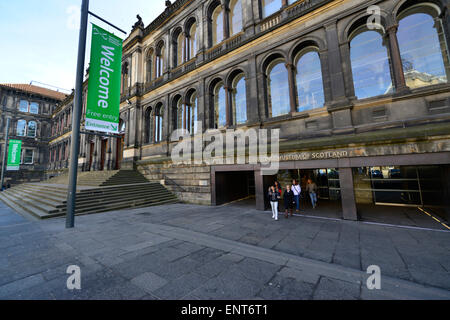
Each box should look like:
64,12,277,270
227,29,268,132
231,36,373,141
7,139,22,171
86,24,122,134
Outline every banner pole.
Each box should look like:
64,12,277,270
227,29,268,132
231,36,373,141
66,0,89,228
0,117,10,191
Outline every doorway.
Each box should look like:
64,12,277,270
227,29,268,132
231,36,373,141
88,142,94,171
100,139,107,171
115,135,124,170
215,171,255,206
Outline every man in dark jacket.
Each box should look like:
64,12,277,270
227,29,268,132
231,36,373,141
283,185,295,218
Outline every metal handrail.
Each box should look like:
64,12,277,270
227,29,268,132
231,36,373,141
163,174,185,192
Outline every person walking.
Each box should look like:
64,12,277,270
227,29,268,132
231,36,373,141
283,185,295,218
268,186,280,221
306,179,318,209
292,179,302,213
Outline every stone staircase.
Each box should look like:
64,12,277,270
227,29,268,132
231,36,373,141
0,170,179,219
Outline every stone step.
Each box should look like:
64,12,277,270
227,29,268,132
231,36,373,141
4,188,63,208
1,170,178,219
56,198,179,217
59,192,177,208
0,192,56,218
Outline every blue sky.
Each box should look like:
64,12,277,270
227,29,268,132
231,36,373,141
0,0,166,92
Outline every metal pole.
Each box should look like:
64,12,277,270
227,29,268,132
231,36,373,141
0,118,11,191
66,0,89,228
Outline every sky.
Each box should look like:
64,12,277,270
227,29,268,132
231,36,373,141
0,0,167,93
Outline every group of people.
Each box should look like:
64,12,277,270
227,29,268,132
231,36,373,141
267,178,318,221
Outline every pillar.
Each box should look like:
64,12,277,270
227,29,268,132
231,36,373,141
285,63,297,113
385,24,409,93
255,169,265,211
339,167,358,221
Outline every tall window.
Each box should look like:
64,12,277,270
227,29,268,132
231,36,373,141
22,149,34,164
295,49,325,111
145,108,152,143
16,120,26,136
29,102,39,114
188,23,197,59
231,74,247,124
175,96,184,131
154,105,163,143
261,0,282,18
397,9,449,89
19,100,28,112
188,91,198,134
267,60,290,117
176,31,185,66
229,0,243,36
350,29,392,99
146,49,153,82
156,44,165,78
27,121,37,137
214,82,227,128
212,5,224,46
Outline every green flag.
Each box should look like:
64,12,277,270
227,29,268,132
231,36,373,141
7,139,22,171
86,24,122,133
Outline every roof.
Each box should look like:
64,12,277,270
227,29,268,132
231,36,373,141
0,83,68,101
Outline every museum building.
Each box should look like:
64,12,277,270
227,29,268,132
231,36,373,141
52,0,450,222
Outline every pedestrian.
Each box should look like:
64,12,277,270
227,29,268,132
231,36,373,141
306,179,318,208
268,185,280,221
283,185,295,218
292,179,301,213
274,181,282,194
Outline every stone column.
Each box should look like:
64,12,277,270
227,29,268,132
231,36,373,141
224,86,232,126
385,24,409,93
285,63,297,113
222,2,230,40
339,167,358,221
254,169,265,211
246,55,260,123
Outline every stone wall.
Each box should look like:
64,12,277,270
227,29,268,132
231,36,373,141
137,161,211,205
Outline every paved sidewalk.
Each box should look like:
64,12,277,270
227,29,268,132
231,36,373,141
0,200,449,300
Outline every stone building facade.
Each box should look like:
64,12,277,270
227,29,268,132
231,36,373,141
0,84,66,185
116,0,450,221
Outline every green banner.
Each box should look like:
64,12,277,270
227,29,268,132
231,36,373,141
7,139,21,171
86,24,122,133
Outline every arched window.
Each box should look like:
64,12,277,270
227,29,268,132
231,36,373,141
174,96,184,131
267,59,290,117
295,49,325,111
188,22,197,59
174,30,185,67
213,81,227,128
156,43,165,78
229,0,243,36
17,119,26,136
187,90,198,134
350,28,392,99
397,6,449,89
261,0,282,18
146,49,154,82
144,107,152,143
27,121,37,137
212,5,224,46
154,104,163,143
231,73,247,124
